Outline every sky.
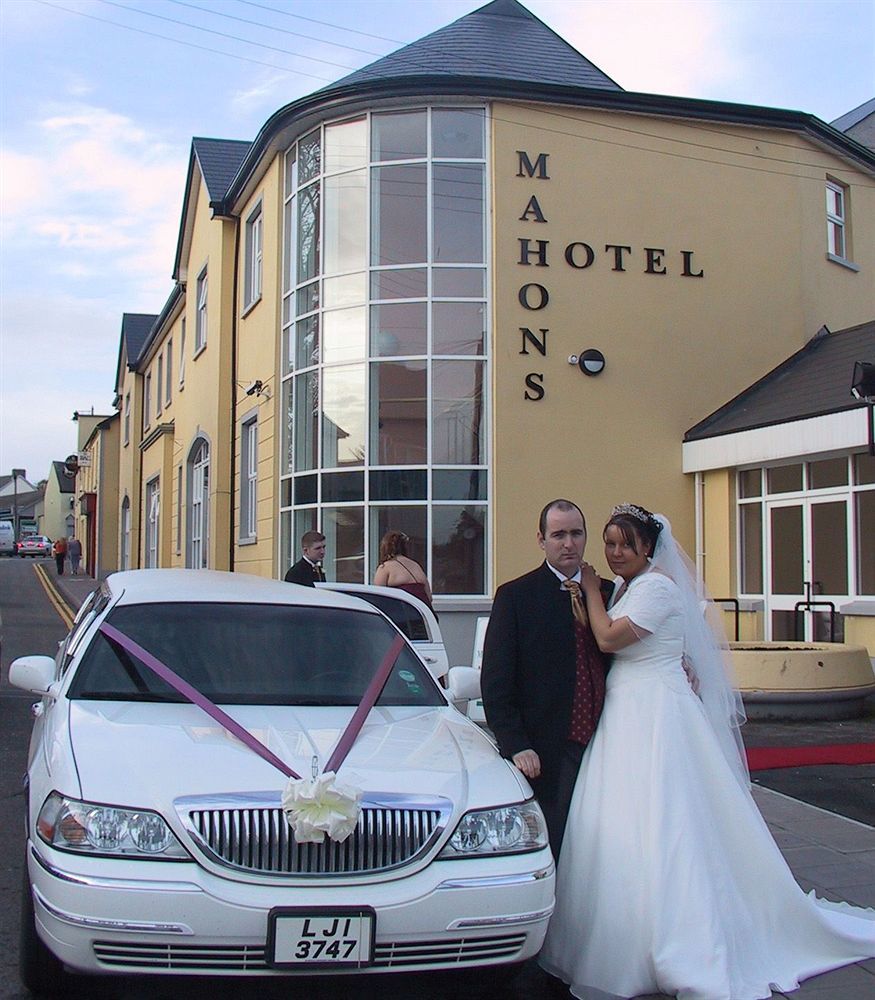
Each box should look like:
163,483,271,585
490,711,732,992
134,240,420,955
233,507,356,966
1,0,873,484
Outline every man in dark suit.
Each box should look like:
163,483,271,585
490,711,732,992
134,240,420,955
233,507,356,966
481,499,612,861
284,530,327,586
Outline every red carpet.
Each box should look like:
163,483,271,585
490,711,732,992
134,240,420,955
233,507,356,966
746,743,875,771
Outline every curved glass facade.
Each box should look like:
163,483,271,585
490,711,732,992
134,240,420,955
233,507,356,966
280,106,488,594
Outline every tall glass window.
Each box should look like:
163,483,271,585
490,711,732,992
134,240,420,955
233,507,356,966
188,439,210,569
280,107,488,594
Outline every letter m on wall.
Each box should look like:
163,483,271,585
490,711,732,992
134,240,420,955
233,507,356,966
516,151,549,179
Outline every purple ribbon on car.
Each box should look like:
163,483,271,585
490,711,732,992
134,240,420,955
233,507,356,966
98,622,406,781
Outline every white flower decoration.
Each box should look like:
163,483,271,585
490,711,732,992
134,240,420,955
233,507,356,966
281,771,362,843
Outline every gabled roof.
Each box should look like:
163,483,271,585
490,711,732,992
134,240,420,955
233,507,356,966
685,321,875,441
323,0,621,94
192,138,252,204
114,312,157,396
831,98,875,132
51,461,76,494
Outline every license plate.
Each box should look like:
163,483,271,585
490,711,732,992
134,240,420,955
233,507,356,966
268,907,375,968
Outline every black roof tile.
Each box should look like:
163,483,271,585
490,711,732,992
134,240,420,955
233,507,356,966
192,138,251,202
322,0,621,94
685,321,875,440
121,313,157,368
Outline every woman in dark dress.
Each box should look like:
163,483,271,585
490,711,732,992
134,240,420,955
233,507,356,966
373,531,434,611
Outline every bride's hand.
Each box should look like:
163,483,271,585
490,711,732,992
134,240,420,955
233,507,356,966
580,562,600,591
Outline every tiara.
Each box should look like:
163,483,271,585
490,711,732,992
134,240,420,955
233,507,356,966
612,503,658,527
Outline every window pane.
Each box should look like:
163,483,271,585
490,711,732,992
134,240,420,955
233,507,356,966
433,360,484,464
771,610,797,642
433,469,486,500
433,164,484,263
369,469,427,500
809,457,847,489
770,505,803,594
433,301,485,355
297,184,320,281
738,469,761,498
856,491,875,593
322,506,364,583
297,281,319,317
293,509,318,568
433,267,485,297
740,503,763,593
370,506,427,574
294,474,317,505
371,164,427,265
295,315,319,369
371,302,427,356
432,108,484,158
371,268,427,300
294,371,318,472
284,150,296,198
283,198,295,293
371,361,427,465
323,471,364,503
281,378,293,474
853,452,875,484
323,307,365,365
372,110,427,162
323,364,365,467
324,272,366,309
324,170,367,274
280,478,292,507
324,117,366,173
767,465,802,494
299,130,321,184
811,501,847,594
432,505,485,595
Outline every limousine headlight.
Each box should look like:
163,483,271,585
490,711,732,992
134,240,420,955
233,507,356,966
439,801,548,858
36,792,189,859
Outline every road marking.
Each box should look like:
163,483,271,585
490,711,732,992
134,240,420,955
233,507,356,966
34,564,75,630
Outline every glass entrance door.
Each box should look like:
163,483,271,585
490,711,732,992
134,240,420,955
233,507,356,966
767,497,848,641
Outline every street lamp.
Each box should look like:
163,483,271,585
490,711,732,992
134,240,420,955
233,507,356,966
11,468,25,542
851,361,875,457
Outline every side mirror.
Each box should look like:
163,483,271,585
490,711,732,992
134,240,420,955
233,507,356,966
9,655,56,696
447,666,482,702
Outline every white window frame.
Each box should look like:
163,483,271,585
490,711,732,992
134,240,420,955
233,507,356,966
195,267,208,353
188,439,210,568
179,317,187,387
826,179,847,260
145,478,160,568
241,415,258,540
123,392,131,446
244,202,264,310
156,354,163,416
165,339,173,406
121,496,131,569
144,374,152,431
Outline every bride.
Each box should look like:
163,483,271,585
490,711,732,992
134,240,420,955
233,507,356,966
539,503,875,999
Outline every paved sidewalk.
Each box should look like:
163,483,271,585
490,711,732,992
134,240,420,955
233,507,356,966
43,570,875,998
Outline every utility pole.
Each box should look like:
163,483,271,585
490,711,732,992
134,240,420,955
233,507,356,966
11,468,26,541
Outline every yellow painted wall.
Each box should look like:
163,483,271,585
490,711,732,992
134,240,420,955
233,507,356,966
233,156,282,578
844,617,875,659
491,102,875,588
117,365,143,568
41,468,72,542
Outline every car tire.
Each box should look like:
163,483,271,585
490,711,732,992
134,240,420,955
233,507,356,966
19,864,71,996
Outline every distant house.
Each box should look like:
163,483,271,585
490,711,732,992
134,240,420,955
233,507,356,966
41,462,76,541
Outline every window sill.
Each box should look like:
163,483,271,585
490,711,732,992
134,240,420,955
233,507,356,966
238,535,257,547
839,601,875,616
193,344,207,361
826,253,860,272
241,295,262,320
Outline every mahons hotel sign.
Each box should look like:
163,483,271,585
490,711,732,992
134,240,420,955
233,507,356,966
514,150,705,400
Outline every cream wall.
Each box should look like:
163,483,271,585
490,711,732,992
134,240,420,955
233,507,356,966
42,469,72,542
491,102,875,588
233,156,282,578
76,418,120,577
117,364,143,569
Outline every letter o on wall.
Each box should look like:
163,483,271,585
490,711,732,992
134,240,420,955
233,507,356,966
518,283,549,310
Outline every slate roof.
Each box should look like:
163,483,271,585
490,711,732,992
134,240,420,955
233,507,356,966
51,461,76,494
831,98,875,132
323,0,621,94
120,313,157,369
685,321,875,441
191,138,251,203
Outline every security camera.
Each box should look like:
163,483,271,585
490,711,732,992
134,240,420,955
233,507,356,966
245,380,263,396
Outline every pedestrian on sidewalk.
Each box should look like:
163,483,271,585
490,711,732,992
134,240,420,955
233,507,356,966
52,537,68,576
68,535,82,576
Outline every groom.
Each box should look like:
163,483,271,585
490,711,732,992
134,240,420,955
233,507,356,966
481,499,612,860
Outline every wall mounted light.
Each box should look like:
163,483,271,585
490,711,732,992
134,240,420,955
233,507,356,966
567,349,606,376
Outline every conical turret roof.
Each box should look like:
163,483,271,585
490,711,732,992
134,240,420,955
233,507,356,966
322,0,622,94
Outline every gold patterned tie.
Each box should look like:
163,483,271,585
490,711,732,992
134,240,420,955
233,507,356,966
562,579,588,627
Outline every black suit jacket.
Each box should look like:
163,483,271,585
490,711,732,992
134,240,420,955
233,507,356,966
284,558,323,586
481,562,613,805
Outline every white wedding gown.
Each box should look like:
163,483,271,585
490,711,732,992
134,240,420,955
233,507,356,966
539,571,875,1000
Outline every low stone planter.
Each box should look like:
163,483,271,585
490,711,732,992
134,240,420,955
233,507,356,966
731,642,875,720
